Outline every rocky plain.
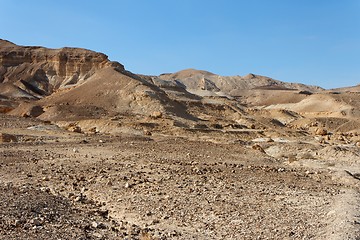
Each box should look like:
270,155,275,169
0,39,360,239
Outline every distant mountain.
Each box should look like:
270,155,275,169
156,69,323,97
329,84,360,93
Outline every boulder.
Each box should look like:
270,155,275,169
67,125,82,133
150,111,162,119
24,105,44,117
315,128,328,136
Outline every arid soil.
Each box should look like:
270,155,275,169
1,115,360,240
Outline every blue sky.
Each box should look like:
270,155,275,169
1,0,359,89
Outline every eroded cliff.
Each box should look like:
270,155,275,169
0,39,124,98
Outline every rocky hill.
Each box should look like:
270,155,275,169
0,40,195,123
156,68,323,97
0,39,123,99
2,39,360,136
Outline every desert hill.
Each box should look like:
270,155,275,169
0,40,197,125
330,84,360,93
0,39,120,97
1,39,360,137
157,68,323,97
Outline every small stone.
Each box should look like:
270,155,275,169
93,232,103,238
151,219,160,225
75,195,83,202
89,127,100,134
143,130,152,136
150,111,162,119
14,219,21,227
252,144,266,153
338,136,345,141
69,126,82,133
92,221,98,228
31,218,42,226
97,222,106,229
315,128,328,136
42,176,50,181
314,136,324,143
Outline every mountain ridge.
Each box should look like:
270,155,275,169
157,68,323,96
2,39,360,136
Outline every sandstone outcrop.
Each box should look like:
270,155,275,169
0,39,124,98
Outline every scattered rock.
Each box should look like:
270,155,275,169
144,130,152,136
314,136,325,144
315,128,328,136
252,144,266,153
338,136,345,141
88,126,100,134
92,221,106,229
150,219,160,225
42,176,50,181
150,111,162,119
68,125,82,133
30,218,42,226
92,232,103,238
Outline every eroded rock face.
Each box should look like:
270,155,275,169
0,39,124,97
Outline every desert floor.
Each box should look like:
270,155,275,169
0,114,359,240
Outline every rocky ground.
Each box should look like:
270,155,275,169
1,114,360,239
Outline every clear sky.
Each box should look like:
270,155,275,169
1,0,359,89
